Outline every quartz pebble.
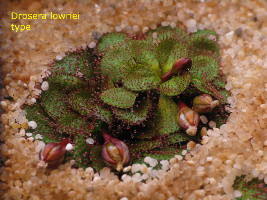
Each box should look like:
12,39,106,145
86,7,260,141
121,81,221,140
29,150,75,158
41,81,49,91
234,190,242,198
200,115,208,124
28,121,37,129
88,42,96,49
86,138,94,144
123,166,132,173
66,143,74,151
209,121,217,128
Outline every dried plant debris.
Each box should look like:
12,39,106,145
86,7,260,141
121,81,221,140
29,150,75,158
23,26,230,172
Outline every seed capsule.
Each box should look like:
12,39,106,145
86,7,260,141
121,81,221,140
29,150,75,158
39,138,70,168
177,102,200,136
101,129,130,171
193,94,219,114
161,58,192,82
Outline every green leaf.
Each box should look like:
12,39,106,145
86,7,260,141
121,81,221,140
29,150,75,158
160,73,191,96
113,97,152,125
73,134,92,168
193,29,219,41
93,105,113,124
123,65,161,91
56,113,95,136
130,40,160,76
142,147,183,161
160,42,188,75
233,176,267,200
41,85,69,121
96,32,130,54
50,50,94,81
24,104,61,143
155,94,180,135
166,132,190,145
100,87,137,109
130,139,162,152
188,30,220,59
212,76,227,89
100,48,134,82
192,78,229,103
68,89,95,117
147,26,188,43
190,55,219,81
90,145,106,171
156,38,177,71
48,75,84,90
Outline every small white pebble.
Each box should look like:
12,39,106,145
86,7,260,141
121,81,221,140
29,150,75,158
209,177,217,185
26,132,32,137
225,160,233,165
201,136,210,144
200,127,207,136
152,32,158,39
170,158,177,164
161,21,169,26
170,22,176,28
264,140,267,146
149,158,158,167
28,121,37,129
209,121,216,128
89,42,96,49
123,166,132,173
234,190,242,198
175,155,183,161
208,35,216,41
55,55,63,61
142,26,149,33
131,164,141,173
35,134,42,139
132,173,142,182
0,101,7,107
41,81,49,91
115,26,122,32
206,157,213,162
120,197,128,200
160,160,169,166
141,174,148,180
31,98,36,103
121,174,131,182
144,156,151,164
93,177,101,182
66,143,74,151
187,160,195,166
258,150,263,156
200,115,208,124
182,150,187,155
86,138,94,145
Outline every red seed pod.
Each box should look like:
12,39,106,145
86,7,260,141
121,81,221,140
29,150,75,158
193,94,219,114
161,58,192,82
39,138,70,168
101,129,130,171
177,102,200,136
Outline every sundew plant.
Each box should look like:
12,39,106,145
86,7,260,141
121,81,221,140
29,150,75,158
24,26,230,172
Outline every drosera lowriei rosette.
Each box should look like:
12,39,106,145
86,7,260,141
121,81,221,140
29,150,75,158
22,25,230,175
